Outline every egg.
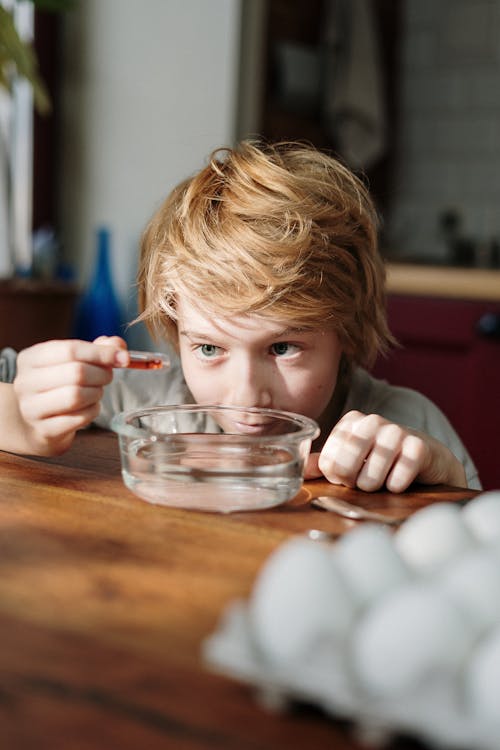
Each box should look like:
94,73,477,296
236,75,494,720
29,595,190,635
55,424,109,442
463,625,500,723
332,524,412,609
437,545,500,635
394,502,475,574
462,491,500,544
250,536,355,663
351,582,472,696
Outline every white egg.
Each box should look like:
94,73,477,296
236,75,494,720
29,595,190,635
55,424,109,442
333,524,412,609
437,545,500,635
462,491,500,544
351,582,472,696
463,626,500,723
394,502,475,574
250,536,354,663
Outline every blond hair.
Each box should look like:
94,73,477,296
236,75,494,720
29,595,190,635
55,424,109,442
137,140,393,367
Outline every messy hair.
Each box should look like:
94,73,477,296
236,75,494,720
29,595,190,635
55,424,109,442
137,140,394,367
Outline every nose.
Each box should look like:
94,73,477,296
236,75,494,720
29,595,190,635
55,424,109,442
227,357,273,408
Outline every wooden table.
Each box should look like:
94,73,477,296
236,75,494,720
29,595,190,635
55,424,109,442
0,429,478,750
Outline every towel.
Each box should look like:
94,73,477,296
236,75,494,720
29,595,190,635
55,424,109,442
322,0,386,170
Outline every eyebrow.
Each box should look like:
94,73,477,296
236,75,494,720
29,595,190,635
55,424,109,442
179,326,307,340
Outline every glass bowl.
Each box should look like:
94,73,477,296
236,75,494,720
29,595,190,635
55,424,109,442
111,404,320,513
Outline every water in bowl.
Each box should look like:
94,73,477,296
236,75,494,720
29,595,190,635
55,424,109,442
121,434,302,512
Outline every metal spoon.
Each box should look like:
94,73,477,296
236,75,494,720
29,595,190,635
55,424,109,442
306,528,341,543
311,496,404,526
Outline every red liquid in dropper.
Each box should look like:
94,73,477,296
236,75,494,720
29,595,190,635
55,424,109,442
127,356,165,370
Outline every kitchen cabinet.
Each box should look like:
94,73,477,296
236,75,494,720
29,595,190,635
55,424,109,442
249,0,400,215
372,293,500,490
0,279,77,351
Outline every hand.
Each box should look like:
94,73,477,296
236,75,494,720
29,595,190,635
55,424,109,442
304,410,467,492
12,336,128,455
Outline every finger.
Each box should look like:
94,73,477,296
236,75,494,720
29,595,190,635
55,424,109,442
18,339,125,369
19,385,105,421
15,360,114,395
385,434,426,493
31,403,103,443
318,412,385,487
355,423,406,492
303,452,323,479
93,335,128,350
333,410,365,430
93,336,129,366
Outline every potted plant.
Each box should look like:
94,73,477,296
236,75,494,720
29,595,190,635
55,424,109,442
0,0,73,277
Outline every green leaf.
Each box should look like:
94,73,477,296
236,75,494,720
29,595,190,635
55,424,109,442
0,5,51,113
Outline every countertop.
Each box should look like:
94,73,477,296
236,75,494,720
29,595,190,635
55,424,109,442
385,263,500,301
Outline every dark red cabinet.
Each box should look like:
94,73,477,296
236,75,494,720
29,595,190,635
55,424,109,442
372,295,500,490
0,280,77,351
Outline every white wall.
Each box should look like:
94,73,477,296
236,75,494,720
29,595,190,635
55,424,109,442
58,0,242,346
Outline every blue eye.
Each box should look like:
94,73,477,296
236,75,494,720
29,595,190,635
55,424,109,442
198,344,220,358
271,342,299,357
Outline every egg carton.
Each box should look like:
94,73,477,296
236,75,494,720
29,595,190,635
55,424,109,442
203,491,500,750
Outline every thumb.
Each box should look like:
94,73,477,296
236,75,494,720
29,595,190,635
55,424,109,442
93,335,128,350
304,451,323,480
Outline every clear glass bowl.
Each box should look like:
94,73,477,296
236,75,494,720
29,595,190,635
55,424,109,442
111,404,319,513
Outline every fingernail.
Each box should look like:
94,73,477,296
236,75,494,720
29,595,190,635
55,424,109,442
114,350,129,367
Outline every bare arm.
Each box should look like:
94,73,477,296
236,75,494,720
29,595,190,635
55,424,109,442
0,337,129,457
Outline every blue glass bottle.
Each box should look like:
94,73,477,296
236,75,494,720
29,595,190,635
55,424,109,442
73,226,123,341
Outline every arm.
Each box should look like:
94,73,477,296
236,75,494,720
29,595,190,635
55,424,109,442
305,410,467,492
0,337,129,457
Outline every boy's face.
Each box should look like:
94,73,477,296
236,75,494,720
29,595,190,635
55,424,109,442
176,297,342,432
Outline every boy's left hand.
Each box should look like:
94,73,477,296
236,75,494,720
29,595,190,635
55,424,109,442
304,410,467,492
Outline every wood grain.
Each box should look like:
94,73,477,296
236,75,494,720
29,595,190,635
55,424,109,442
0,428,478,749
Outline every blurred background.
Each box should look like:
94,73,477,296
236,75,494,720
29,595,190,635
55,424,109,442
1,0,499,487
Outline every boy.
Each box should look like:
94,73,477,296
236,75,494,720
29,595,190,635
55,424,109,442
0,141,480,491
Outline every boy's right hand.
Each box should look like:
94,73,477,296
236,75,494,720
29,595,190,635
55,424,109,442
12,337,128,456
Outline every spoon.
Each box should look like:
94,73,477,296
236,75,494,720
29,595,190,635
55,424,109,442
311,496,404,526
306,528,341,543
